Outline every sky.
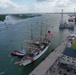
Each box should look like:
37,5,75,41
0,0,76,14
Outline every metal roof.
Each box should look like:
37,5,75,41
63,48,76,58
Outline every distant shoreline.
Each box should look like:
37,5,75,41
0,14,41,21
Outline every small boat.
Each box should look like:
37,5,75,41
11,49,26,57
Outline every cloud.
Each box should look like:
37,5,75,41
29,2,56,13
37,0,71,7
37,0,53,2
35,0,76,12
0,0,28,13
0,0,56,13
0,0,76,13
36,0,72,7
55,0,71,7
70,0,76,3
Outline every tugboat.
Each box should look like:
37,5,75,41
11,49,26,57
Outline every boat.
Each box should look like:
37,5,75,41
69,32,76,38
11,49,26,57
15,22,52,66
59,9,74,29
68,14,76,24
68,9,76,24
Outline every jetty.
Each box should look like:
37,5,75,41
29,38,69,75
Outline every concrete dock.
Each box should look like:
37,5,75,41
29,39,69,75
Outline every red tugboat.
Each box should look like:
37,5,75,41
11,49,26,57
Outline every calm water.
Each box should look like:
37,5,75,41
0,13,75,75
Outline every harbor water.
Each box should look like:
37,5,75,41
0,13,75,75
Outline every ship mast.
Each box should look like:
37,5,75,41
30,24,33,51
61,9,63,23
74,8,75,14
39,19,42,44
45,24,47,39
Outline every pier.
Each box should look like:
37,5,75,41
29,39,69,75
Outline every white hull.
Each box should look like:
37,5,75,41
21,44,50,66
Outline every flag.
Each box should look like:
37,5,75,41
48,31,54,38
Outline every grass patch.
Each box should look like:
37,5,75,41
71,41,76,50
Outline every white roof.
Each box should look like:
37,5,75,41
70,33,76,37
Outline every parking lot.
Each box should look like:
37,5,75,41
45,57,76,75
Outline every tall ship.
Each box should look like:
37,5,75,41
59,9,74,29
15,22,53,66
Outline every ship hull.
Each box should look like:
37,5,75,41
21,44,50,66
59,23,74,29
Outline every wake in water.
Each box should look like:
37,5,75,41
0,67,14,75
0,72,4,75
10,57,17,62
4,15,19,25
0,15,18,31
0,15,26,31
